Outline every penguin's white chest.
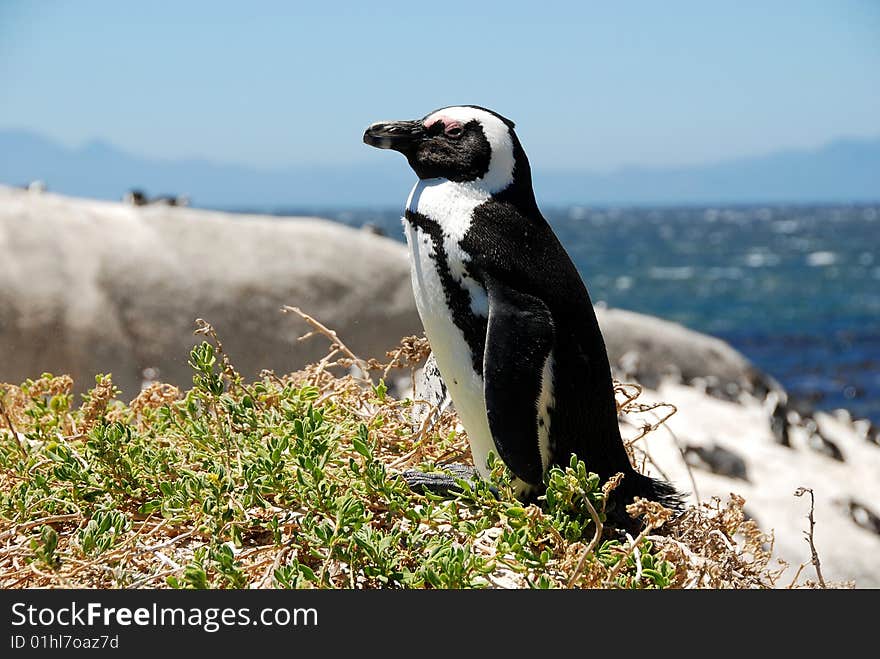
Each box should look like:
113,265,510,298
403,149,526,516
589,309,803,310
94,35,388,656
404,179,495,477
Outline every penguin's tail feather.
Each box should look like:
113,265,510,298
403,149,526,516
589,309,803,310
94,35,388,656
608,471,687,529
626,472,686,511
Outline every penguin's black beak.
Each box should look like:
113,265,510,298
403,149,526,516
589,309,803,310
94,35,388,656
363,120,424,152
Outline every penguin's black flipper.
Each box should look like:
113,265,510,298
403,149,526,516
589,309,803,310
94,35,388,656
482,274,555,487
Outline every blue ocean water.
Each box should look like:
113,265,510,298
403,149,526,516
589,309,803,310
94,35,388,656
263,204,880,424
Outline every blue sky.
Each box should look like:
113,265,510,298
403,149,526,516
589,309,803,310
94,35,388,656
1,1,879,172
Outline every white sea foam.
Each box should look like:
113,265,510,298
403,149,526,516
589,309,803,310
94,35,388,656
771,219,800,234
744,251,781,267
648,266,695,280
806,251,837,267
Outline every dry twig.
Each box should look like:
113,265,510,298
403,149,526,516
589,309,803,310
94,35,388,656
794,487,826,588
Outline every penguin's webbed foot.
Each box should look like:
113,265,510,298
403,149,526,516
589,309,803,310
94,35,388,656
402,463,498,498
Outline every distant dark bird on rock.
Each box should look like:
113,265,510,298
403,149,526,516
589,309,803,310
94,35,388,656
767,391,791,447
847,499,880,536
361,222,386,237
803,417,844,461
152,194,190,207
684,443,749,481
123,189,190,207
124,189,148,206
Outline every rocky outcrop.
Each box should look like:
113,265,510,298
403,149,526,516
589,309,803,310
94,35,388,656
0,186,420,397
597,306,776,399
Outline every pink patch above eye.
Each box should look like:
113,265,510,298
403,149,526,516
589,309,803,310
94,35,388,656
424,116,463,132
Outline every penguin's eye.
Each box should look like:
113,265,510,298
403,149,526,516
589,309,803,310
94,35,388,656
445,123,463,139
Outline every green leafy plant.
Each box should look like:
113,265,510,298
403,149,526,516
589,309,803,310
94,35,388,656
0,322,783,589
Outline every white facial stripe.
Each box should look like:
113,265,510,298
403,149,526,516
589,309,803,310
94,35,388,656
425,106,515,194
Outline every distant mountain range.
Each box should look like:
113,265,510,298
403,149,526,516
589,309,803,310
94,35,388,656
1,129,878,208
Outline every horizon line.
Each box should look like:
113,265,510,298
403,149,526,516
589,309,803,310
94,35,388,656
2,125,880,176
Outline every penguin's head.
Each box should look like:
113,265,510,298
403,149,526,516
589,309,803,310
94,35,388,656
364,105,527,195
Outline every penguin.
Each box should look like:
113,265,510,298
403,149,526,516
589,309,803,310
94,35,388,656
363,106,682,522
